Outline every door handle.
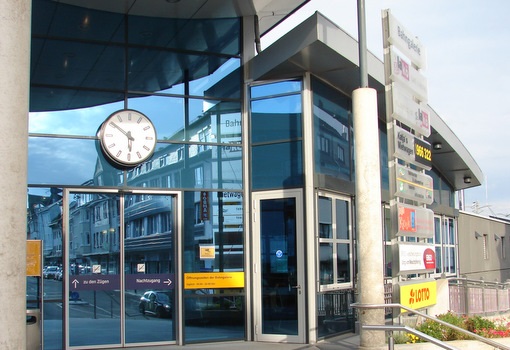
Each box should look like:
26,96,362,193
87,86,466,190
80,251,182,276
291,285,301,289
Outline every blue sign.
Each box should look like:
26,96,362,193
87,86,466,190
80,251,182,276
69,275,120,291
126,273,174,290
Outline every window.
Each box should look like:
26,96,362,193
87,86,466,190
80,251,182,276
483,234,489,260
250,80,303,189
312,78,352,181
318,194,352,290
502,236,506,259
430,215,457,276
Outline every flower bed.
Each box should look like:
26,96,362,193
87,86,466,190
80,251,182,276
398,311,510,344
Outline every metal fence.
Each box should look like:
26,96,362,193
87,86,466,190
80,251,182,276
448,277,510,316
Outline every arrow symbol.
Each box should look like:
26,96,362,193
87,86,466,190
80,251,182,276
164,279,172,286
72,279,79,289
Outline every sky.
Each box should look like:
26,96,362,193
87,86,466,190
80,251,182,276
261,0,510,217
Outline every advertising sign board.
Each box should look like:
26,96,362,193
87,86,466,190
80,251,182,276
398,279,437,312
26,240,42,277
395,165,433,205
184,272,244,289
389,48,428,102
392,83,431,137
396,243,436,274
394,125,432,169
397,203,434,238
384,10,427,69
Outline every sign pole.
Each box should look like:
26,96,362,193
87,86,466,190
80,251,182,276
355,1,386,349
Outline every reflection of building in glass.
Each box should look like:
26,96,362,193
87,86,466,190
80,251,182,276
27,192,62,266
17,1,491,348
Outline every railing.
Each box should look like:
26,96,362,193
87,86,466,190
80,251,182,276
448,277,510,316
351,302,510,350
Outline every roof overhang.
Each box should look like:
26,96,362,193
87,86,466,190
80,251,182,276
249,11,483,191
57,0,310,35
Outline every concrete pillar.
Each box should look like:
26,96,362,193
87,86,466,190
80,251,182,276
0,1,31,349
353,88,386,349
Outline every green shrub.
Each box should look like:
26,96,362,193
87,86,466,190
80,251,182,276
464,315,496,333
415,311,473,341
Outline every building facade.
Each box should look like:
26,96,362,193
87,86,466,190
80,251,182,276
20,1,485,349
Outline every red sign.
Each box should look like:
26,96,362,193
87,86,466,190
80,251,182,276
423,248,436,270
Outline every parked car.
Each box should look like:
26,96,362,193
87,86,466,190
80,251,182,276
139,291,172,318
43,266,60,279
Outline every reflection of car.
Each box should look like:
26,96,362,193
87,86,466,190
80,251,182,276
139,291,172,318
54,270,63,281
43,266,60,279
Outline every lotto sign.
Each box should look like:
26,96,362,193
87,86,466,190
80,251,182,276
399,279,437,312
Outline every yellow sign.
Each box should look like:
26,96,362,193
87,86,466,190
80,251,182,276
184,272,244,289
26,240,42,277
399,280,436,312
200,246,215,259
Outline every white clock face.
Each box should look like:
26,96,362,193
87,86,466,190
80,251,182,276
99,109,157,167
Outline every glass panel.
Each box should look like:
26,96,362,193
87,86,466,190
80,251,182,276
124,194,175,344
31,38,126,91
126,144,242,190
127,48,232,93
28,137,122,186
434,217,441,243
448,218,455,244
337,243,350,283
317,290,355,338
30,86,125,114
260,198,298,335
190,58,241,98
127,95,185,141
32,0,125,42
319,197,332,223
252,141,303,189
28,187,64,349
68,192,121,347
251,95,302,143
312,78,351,181
211,110,242,144
251,80,301,99
188,101,242,143
128,16,240,55
336,199,349,240
29,99,124,135
380,127,389,191
183,290,245,342
319,243,333,285
435,246,442,274
385,244,392,276
182,191,245,342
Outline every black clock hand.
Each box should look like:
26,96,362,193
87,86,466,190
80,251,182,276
110,122,135,141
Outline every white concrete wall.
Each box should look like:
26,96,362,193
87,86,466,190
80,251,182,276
0,1,31,349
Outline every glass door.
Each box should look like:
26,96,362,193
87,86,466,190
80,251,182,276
123,192,176,345
252,189,305,343
64,189,177,349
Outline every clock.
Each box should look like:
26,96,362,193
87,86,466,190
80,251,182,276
99,109,157,167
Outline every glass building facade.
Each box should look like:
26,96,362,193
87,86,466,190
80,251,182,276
23,1,479,349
